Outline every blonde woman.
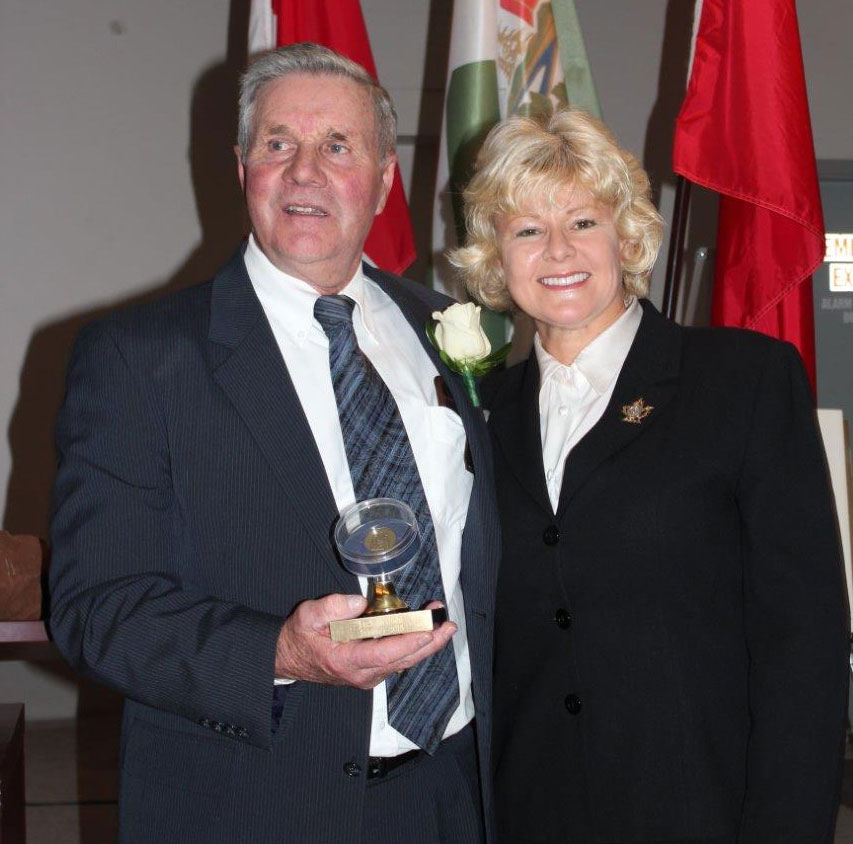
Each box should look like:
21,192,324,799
451,108,847,844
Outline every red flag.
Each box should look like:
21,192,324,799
248,0,416,275
672,0,824,386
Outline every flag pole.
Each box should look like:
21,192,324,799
661,174,691,322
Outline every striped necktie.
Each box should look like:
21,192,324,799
314,294,459,753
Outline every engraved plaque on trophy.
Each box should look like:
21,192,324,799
328,498,447,642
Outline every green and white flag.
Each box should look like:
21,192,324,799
432,0,600,343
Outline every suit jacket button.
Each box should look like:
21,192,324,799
236,727,248,739
343,760,362,777
543,525,560,545
198,718,211,728
223,725,236,737
564,694,582,715
212,721,224,732
555,609,572,629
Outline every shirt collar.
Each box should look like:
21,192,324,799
243,234,381,340
534,297,642,395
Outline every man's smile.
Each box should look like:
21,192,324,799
284,204,329,216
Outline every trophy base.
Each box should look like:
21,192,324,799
329,607,447,643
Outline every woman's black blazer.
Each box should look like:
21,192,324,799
486,299,848,844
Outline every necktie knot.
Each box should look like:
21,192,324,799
314,295,356,337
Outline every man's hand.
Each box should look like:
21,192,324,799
274,594,457,689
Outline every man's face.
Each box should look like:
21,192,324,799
237,73,395,293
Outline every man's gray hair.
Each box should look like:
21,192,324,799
237,42,397,164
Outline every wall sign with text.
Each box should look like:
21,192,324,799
814,171,853,424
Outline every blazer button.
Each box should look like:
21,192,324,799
343,760,362,777
542,525,560,545
555,609,572,629
564,694,582,715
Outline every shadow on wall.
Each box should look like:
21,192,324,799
5,3,251,835
642,0,718,328
2,0,251,541
6,2,252,841
407,0,454,290
642,0,692,213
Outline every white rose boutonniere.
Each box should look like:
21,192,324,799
426,302,511,407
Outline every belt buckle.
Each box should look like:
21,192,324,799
367,756,389,779
367,748,421,779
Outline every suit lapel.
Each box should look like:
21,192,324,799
364,265,487,474
489,352,554,516
208,251,354,592
365,265,498,609
556,300,681,517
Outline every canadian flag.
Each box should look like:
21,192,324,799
672,0,824,387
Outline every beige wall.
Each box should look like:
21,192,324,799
2,0,851,719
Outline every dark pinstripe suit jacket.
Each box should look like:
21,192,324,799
49,250,501,844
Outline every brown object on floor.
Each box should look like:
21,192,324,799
0,532,44,621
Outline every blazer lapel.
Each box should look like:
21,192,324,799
489,352,554,517
208,251,354,592
556,300,681,517
364,265,487,471
365,265,500,609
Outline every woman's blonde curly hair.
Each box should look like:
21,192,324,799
448,108,664,311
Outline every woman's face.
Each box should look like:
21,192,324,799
495,185,627,358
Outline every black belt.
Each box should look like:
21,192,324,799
366,722,475,779
366,747,423,779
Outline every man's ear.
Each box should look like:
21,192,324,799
235,145,246,192
374,154,397,217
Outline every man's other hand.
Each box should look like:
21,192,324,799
274,594,456,689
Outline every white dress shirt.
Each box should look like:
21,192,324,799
536,298,642,512
244,235,475,756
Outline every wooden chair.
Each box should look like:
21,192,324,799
0,531,48,644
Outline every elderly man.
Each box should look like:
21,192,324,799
50,44,499,844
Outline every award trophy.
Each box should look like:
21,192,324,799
328,498,447,642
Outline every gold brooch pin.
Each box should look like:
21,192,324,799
621,397,654,424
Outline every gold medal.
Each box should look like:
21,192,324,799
363,526,397,552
